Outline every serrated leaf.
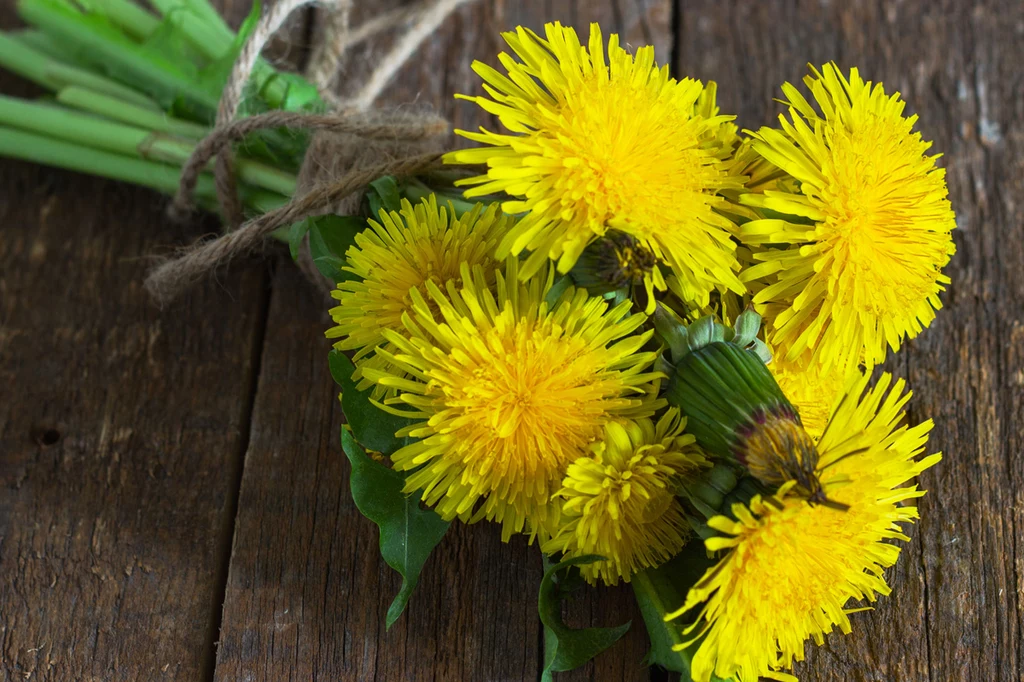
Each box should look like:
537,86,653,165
306,215,366,284
368,175,402,217
631,546,728,681
340,429,450,628
328,351,416,456
539,555,631,678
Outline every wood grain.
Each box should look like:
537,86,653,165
0,0,286,679
677,1,1024,680
0,10,260,682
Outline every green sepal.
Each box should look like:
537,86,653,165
632,548,728,681
543,274,574,308
668,341,791,458
328,351,416,456
539,555,631,679
340,429,450,629
679,462,739,520
655,307,771,366
679,464,773,524
568,241,626,297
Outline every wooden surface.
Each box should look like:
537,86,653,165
1,1,1021,681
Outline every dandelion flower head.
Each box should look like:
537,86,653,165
362,258,664,541
447,22,745,308
543,409,708,585
325,196,510,392
740,63,956,374
667,372,941,682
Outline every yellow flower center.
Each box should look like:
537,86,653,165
818,119,946,316
438,322,629,473
549,74,711,237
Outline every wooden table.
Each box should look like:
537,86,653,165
1,1,1021,680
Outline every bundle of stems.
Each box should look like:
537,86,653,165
0,0,320,216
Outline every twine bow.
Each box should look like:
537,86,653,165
145,0,477,304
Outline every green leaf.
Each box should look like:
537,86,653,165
367,175,402,217
539,555,631,678
631,546,728,680
262,71,324,112
340,428,450,628
286,218,311,261
193,0,260,99
328,350,416,456
306,214,366,283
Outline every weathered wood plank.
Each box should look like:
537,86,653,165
676,1,1024,680
0,0,301,677
211,264,544,681
0,3,268,681
212,1,673,680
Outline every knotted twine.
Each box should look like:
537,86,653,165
145,0,478,304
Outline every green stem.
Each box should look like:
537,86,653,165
0,93,189,158
182,0,233,41
148,0,231,45
0,30,58,89
18,0,219,113
8,28,74,60
154,1,232,61
0,126,289,217
632,571,688,651
0,125,212,197
0,95,297,197
145,0,294,111
0,31,159,110
88,0,159,39
57,86,208,139
44,61,160,111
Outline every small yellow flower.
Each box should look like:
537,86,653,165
543,410,708,585
739,63,956,374
446,22,745,308
667,372,941,682
361,258,664,541
325,196,511,393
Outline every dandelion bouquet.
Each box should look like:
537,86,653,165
0,6,956,680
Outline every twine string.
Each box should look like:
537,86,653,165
147,0,477,304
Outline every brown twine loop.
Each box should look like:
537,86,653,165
148,151,445,302
147,0,478,304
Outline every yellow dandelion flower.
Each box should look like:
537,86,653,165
739,63,956,374
325,196,511,393
542,409,708,585
769,350,855,439
667,372,941,682
361,258,664,541
446,22,745,308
